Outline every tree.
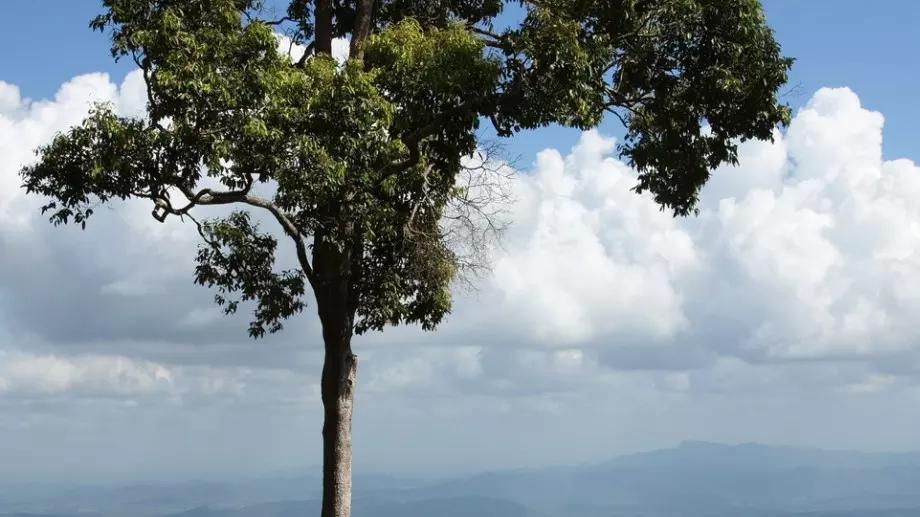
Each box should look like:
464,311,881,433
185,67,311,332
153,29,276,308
19,0,792,516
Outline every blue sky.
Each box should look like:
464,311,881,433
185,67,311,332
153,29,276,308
5,1,920,482
2,1,918,162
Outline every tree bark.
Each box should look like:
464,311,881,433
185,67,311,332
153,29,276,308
349,0,375,61
314,232,358,517
314,0,334,56
319,323,356,517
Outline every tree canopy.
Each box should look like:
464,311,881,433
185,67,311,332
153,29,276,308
22,0,791,341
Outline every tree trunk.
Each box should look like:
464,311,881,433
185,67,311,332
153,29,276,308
314,232,359,517
319,322,356,517
314,0,334,56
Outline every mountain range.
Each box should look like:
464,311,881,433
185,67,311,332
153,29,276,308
4,442,920,517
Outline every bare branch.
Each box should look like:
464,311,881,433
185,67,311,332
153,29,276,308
263,17,293,26
469,26,507,50
605,106,629,128
470,26,501,41
183,211,217,248
441,138,518,291
781,80,806,102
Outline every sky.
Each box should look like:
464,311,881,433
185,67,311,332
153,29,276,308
2,1,920,485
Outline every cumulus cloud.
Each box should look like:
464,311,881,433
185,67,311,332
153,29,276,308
493,131,698,347
491,88,920,373
4,61,920,477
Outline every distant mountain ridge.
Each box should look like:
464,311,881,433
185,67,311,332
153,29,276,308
393,442,920,514
602,440,920,470
4,442,920,517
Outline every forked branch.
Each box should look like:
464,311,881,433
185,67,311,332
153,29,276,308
149,183,316,285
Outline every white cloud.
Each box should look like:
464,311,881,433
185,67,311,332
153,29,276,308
365,346,485,394
0,348,217,400
492,87,920,368
493,131,697,346
0,81,22,116
275,34,350,65
0,74,117,227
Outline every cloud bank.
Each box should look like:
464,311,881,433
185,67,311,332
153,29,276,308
2,64,920,480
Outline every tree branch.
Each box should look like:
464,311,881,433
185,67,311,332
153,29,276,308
469,26,507,50
469,26,501,41
296,41,316,67
264,17,292,26
390,97,483,172
151,183,316,286
442,139,516,291
605,106,629,128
